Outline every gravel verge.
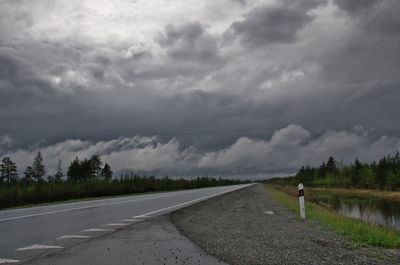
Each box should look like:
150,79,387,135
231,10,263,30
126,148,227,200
171,184,400,264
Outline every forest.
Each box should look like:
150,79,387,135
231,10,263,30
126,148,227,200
0,153,244,209
267,152,400,191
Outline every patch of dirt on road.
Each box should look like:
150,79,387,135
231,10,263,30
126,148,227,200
171,184,400,264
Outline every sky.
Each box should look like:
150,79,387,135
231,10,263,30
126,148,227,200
1,0,400,179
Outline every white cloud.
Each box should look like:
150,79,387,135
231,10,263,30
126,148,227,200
0,135,15,155
1,0,253,46
3,125,400,178
198,124,400,174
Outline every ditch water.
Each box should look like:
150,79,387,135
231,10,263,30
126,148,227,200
316,195,400,231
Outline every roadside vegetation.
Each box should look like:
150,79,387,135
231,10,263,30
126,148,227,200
0,153,244,210
268,184,400,204
264,184,400,248
266,153,400,191
264,152,400,248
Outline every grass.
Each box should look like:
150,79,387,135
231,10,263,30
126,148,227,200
263,184,400,249
267,184,400,207
310,187,400,201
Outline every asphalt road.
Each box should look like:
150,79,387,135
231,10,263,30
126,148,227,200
27,215,228,265
0,184,251,263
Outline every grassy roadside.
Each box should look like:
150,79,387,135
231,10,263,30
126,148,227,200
267,184,400,203
263,184,400,249
310,187,400,202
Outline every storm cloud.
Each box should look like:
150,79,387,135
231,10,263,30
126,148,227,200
1,0,400,178
3,125,400,179
226,5,313,46
334,0,381,14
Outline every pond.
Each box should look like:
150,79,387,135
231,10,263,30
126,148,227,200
316,195,400,231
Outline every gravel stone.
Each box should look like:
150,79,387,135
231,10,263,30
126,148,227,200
171,184,400,264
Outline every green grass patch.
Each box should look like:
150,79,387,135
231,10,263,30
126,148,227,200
264,184,400,249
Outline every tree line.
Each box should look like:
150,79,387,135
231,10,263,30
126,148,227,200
266,152,400,191
0,153,245,209
0,152,112,184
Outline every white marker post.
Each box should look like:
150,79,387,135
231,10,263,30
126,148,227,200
298,183,305,219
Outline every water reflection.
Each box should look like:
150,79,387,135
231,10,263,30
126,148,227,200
318,196,400,231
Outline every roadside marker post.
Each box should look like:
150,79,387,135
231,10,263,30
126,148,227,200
298,183,306,219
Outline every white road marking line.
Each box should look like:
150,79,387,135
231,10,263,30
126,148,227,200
103,223,129,226
264,211,274,215
57,235,90,239
0,258,20,264
81,228,114,232
132,216,152,219
129,218,144,223
0,192,184,222
134,184,252,218
0,188,204,214
1,184,253,223
17,244,63,251
120,219,139,222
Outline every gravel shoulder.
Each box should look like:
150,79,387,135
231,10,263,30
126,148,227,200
171,184,400,264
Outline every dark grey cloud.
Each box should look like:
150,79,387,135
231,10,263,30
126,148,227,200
231,0,246,6
282,0,328,10
127,21,226,89
363,0,400,37
158,22,205,47
333,0,400,37
0,0,399,177
317,0,400,88
334,0,381,14
156,22,223,67
225,2,323,47
85,63,105,81
0,48,56,106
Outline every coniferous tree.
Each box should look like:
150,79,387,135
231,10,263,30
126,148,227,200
47,175,56,183
101,163,113,180
319,162,327,178
350,158,362,187
89,155,102,178
32,152,46,182
376,156,388,189
0,157,18,183
326,156,337,175
54,159,64,182
23,166,34,184
80,158,92,180
67,156,102,181
386,170,400,191
268,153,400,191
67,156,81,182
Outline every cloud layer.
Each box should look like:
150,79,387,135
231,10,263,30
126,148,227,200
1,0,400,177
3,125,400,179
